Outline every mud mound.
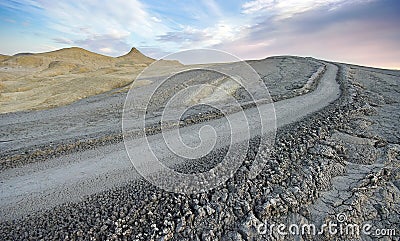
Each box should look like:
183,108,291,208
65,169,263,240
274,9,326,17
41,61,93,75
0,47,156,113
0,54,9,62
39,47,114,67
2,55,44,67
116,47,155,66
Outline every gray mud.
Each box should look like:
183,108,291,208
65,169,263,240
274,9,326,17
0,57,398,240
0,56,323,170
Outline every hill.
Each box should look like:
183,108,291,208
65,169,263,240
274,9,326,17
0,47,160,113
0,54,9,61
117,47,155,65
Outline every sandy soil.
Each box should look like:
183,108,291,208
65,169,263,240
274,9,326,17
0,47,156,113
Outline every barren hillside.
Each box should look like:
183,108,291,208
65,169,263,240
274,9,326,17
0,47,158,113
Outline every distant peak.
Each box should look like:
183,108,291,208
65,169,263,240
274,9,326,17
117,47,154,64
120,47,143,57
128,47,140,54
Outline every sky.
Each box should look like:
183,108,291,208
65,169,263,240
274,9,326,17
0,0,399,69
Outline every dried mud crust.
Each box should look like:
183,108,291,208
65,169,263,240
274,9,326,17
0,57,325,171
0,63,398,240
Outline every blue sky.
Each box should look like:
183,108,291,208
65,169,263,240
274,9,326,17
0,0,399,69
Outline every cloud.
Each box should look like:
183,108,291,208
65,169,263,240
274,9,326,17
74,33,131,56
0,0,42,13
241,0,274,14
2,0,171,55
138,46,172,59
226,0,400,68
241,0,373,19
4,18,16,24
53,37,73,45
157,21,248,49
151,16,162,23
46,0,157,39
99,47,113,54
158,27,208,43
202,0,222,17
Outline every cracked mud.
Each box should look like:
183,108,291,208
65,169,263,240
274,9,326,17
0,57,398,240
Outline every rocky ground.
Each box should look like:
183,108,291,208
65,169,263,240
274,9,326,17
0,58,398,240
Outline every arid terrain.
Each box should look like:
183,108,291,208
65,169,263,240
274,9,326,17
0,47,155,113
0,48,398,240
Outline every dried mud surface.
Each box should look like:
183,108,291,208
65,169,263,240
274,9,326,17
0,56,323,169
0,57,399,240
